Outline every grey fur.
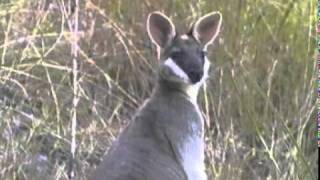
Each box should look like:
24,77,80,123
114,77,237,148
91,81,202,180
90,11,222,180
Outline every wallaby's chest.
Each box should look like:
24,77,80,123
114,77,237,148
151,95,207,180
177,103,207,180
125,94,207,179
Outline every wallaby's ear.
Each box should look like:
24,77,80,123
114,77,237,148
147,11,176,48
191,12,222,48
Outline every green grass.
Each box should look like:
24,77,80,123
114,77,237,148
0,0,317,179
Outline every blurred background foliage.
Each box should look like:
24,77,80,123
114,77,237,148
0,0,317,179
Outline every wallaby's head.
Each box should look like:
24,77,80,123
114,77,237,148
147,11,222,90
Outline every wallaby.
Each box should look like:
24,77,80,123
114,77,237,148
91,11,222,180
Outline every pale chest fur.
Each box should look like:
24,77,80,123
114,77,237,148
179,102,207,180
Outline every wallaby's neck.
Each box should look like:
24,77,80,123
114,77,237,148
154,78,201,104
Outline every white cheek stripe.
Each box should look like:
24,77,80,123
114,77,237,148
164,58,190,81
164,57,211,103
186,58,210,103
202,57,210,81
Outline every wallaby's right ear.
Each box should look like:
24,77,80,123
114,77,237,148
147,12,176,48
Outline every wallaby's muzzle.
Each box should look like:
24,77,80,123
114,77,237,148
188,69,203,84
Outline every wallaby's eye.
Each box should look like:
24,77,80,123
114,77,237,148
171,49,182,59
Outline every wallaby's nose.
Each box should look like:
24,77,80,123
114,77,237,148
189,70,203,83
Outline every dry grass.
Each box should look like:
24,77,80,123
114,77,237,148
0,0,317,179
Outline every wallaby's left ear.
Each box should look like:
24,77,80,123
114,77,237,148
191,12,222,48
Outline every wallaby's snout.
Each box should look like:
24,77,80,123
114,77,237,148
189,68,203,83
